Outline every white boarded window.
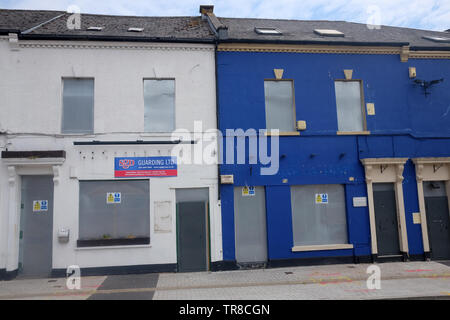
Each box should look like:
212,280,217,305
290,184,348,246
62,78,94,133
334,80,364,132
144,79,175,132
78,180,150,246
264,80,295,131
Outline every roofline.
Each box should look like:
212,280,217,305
0,28,21,35
219,38,410,47
18,33,216,44
410,46,450,51
10,32,450,50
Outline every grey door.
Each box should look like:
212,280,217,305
373,183,401,256
19,176,54,277
234,186,267,264
176,188,209,272
424,181,450,260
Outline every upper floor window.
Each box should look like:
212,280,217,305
334,80,366,132
62,78,94,134
144,79,175,132
264,80,296,132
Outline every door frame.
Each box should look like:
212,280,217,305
233,185,268,265
361,158,409,258
19,175,55,276
175,190,211,272
2,157,64,273
412,157,450,258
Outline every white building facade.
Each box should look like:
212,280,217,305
0,31,222,278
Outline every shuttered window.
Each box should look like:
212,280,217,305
264,80,296,132
334,80,365,132
290,184,349,246
62,78,94,133
144,79,175,132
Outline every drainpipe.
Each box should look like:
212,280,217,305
200,5,228,201
214,38,221,200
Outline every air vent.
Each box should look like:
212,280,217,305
422,35,450,43
128,27,144,32
87,26,103,31
254,27,282,35
314,29,345,37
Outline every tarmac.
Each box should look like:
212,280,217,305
0,260,449,300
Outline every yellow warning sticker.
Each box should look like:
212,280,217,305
107,193,115,204
33,201,41,212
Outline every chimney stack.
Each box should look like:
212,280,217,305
200,5,214,19
199,5,228,40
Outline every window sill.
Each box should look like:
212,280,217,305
75,244,152,251
336,131,370,135
140,132,177,137
77,237,150,248
291,244,354,252
264,131,300,136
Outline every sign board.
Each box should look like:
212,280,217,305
242,186,255,196
33,200,48,212
220,174,234,184
106,192,121,204
315,193,328,204
115,156,177,178
353,197,368,207
154,201,172,233
412,212,421,224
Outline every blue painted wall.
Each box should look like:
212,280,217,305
217,50,450,262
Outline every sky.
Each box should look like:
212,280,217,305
1,0,450,32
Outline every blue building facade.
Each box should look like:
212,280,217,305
216,46,450,267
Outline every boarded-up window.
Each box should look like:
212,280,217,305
144,79,175,132
334,80,364,132
78,180,149,245
290,184,348,246
62,78,94,133
264,80,295,132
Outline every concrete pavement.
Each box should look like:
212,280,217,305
0,261,449,300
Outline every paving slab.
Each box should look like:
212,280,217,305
155,261,450,291
0,275,106,300
88,273,159,300
97,274,159,290
1,261,449,300
88,291,154,300
153,277,450,300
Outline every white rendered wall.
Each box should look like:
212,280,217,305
0,37,222,271
0,135,6,271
